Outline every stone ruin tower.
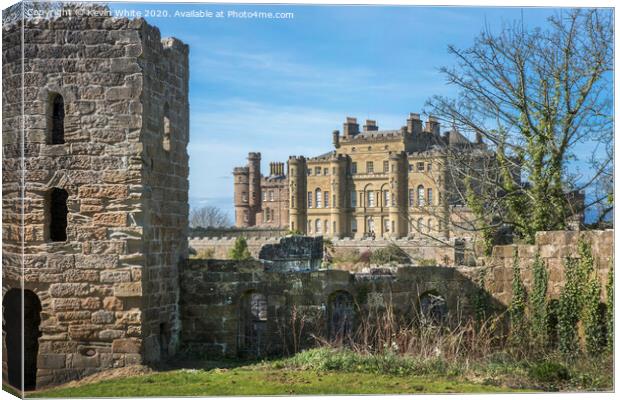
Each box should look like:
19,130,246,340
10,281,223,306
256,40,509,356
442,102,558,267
2,4,189,390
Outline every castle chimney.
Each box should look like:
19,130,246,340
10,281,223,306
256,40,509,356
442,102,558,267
425,115,440,135
333,130,340,148
342,117,359,137
407,113,422,135
279,162,284,175
363,119,378,132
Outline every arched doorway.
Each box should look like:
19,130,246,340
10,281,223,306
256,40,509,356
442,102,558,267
3,289,42,391
328,291,354,343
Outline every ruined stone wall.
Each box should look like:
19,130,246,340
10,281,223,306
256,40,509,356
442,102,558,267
189,236,460,265
1,8,188,388
480,230,613,305
179,259,487,357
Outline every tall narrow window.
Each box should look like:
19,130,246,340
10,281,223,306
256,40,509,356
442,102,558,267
48,188,68,241
316,189,322,208
48,92,65,144
308,192,313,208
366,161,374,173
324,220,329,233
162,103,171,152
351,191,357,207
417,185,425,206
351,162,357,174
367,191,375,207
409,189,414,207
383,191,390,207
351,219,358,232
427,188,433,205
324,191,329,208
383,160,389,172
315,219,322,234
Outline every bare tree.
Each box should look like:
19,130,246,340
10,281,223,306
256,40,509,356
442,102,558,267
189,205,231,228
424,9,613,243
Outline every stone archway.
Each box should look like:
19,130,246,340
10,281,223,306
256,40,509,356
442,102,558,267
3,289,42,391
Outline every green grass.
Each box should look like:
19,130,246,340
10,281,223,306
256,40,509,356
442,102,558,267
28,367,524,398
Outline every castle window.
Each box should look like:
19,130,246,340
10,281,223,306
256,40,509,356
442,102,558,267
308,169,311,176
269,191,274,201
263,192,267,202
427,163,432,172
427,188,433,205
48,92,65,144
367,191,375,207
162,103,171,152
315,219,322,234
351,162,357,174
324,191,329,208
315,189,322,208
324,168,329,175
383,191,390,207
350,191,357,208
383,161,389,173
48,188,68,242
417,162,425,172
366,161,374,173
351,219,357,232
409,189,415,207
408,164,413,172
417,185,425,206
383,218,390,233
307,192,313,208
265,208,270,222
324,220,329,233
315,167,321,175
242,192,248,203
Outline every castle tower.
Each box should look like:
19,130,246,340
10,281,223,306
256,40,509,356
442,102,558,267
233,167,251,227
247,152,262,226
329,154,348,238
288,156,307,233
2,5,189,389
389,152,408,238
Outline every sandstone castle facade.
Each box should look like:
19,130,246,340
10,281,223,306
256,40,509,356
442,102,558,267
233,115,488,239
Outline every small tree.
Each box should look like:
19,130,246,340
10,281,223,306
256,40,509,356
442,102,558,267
229,236,252,260
189,205,231,228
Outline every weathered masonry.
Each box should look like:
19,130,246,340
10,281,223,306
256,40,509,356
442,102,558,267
2,6,189,389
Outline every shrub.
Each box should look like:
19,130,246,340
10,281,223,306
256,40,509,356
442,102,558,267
528,361,570,384
606,262,613,353
369,244,410,265
191,248,215,259
228,236,252,260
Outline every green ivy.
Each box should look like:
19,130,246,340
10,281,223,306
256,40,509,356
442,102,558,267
529,252,549,351
606,261,613,353
582,276,604,355
557,257,581,356
471,269,490,324
509,250,528,348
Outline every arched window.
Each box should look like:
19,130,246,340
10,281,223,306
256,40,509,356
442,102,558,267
324,219,329,233
48,92,65,144
419,292,447,325
315,219,322,234
239,292,267,357
315,189,322,208
48,188,68,242
417,185,425,206
329,291,354,342
162,103,171,152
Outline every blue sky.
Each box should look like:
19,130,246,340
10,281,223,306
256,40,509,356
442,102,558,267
109,3,598,221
